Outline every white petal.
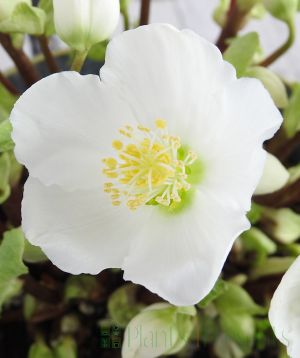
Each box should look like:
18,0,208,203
53,0,120,51
123,190,249,306
199,78,282,213
269,256,300,358
10,72,134,191
255,153,289,195
22,177,150,274
101,24,236,138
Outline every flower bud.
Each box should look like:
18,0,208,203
122,303,196,358
255,153,289,195
53,0,120,52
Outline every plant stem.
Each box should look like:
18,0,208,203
0,33,40,87
216,0,248,53
259,21,296,67
140,0,151,26
122,7,130,30
38,35,60,73
70,50,88,72
0,70,19,95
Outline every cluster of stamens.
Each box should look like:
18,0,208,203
102,119,197,210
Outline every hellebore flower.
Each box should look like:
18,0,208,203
269,256,300,358
53,0,120,52
10,24,282,306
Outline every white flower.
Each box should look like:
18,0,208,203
0,0,31,22
122,303,196,358
269,256,300,358
53,0,120,52
10,24,282,306
254,153,289,195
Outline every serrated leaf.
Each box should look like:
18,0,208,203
284,83,300,137
224,32,260,77
0,3,46,35
0,228,28,312
0,120,14,152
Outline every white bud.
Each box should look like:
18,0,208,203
53,0,120,52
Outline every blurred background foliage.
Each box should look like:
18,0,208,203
0,0,300,357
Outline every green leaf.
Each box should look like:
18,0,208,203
245,66,288,108
263,0,297,22
0,3,46,35
0,228,28,312
241,227,277,262
250,257,294,279
247,202,263,224
64,274,98,301
198,279,228,308
215,282,265,316
284,83,300,137
0,153,11,204
223,32,260,77
288,163,300,184
213,0,230,27
38,0,55,36
108,283,145,327
220,313,255,354
23,239,48,263
0,120,14,152
29,341,54,358
0,84,17,123
199,313,220,343
237,0,261,12
53,336,77,358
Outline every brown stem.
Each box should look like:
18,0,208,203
0,33,40,87
216,0,248,53
140,0,151,26
38,35,60,73
0,70,19,95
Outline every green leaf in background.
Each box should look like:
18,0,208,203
0,153,11,204
23,238,48,263
220,313,255,354
0,84,17,123
250,257,294,279
288,163,300,184
213,0,230,27
215,282,265,316
284,83,300,137
198,279,228,308
53,336,77,358
0,120,14,153
0,2,46,35
237,0,261,12
247,202,263,224
28,341,54,358
108,283,145,327
0,228,28,312
263,0,297,23
223,32,260,77
241,227,277,263
38,0,55,36
64,274,98,301
245,66,288,108
262,207,300,243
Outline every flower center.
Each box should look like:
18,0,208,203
102,119,198,211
